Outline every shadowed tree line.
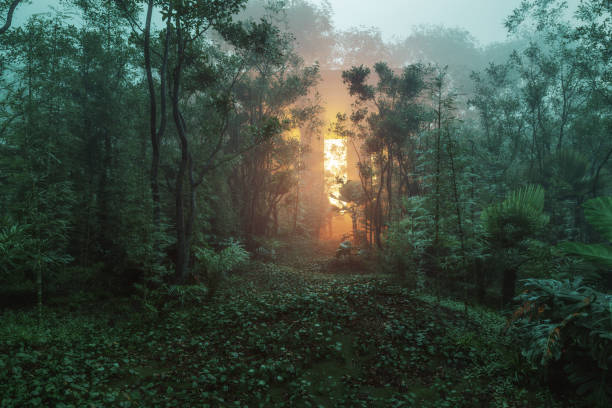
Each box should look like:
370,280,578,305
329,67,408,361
0,0,323,297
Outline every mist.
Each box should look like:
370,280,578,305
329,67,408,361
1,0,610,407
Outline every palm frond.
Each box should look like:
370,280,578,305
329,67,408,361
583,197,612,243
558,242,612,268
482,185,548,246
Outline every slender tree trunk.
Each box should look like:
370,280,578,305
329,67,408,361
144,0,160,245
144,1,170,257
445,124,467,311
374,161,387,249
98,128,112,250
351,208,357,241
375,203,382,248
174,154,188,280
387,147,393,221
434,94,441,239
36,263,42,324
171,21,190,281
502,267,517,305
433,80,442,301
273,205,279,236
187,154,196,260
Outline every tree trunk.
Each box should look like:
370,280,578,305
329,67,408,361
144,0,169,257
502,268,517,305
171,20,191,282
387,147,393,221
475,258,486,304
36,261,42,325
97,128,112,252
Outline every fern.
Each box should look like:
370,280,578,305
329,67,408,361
583,197,612,242
194,239,249,298
558,242,612,267
510,196,612,406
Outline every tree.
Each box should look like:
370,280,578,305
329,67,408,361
338,62,427,247
228,24,320,239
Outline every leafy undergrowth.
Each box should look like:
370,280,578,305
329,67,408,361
1,260,578,407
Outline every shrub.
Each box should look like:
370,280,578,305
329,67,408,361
194,239,250,298
509,197,612,406
382,196,431,288
510,277,611,407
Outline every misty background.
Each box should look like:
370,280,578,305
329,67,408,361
11,0,580,97
13,0,579,48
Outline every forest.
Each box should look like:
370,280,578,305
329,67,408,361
0,0,610,406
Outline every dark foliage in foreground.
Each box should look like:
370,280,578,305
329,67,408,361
0,260,579,407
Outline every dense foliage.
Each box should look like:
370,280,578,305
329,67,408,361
0,255,582,407
0,0,610,406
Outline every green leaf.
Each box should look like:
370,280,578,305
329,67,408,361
558,242,612,268
583,197,612,243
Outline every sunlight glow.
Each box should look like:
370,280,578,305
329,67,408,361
286,127,301,141
324,138,348,208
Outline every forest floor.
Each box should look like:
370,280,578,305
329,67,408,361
0,240,577,407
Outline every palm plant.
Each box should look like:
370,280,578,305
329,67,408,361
482,185,549,248
482,185,549,304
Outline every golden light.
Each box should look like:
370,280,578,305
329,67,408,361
285,127,301,141
324,138,348,208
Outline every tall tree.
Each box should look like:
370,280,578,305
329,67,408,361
339,62,426,247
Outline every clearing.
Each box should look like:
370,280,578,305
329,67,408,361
0,242,574,407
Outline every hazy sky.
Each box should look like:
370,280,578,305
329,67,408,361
322,0,581,45
12,0,578,45
315,0,547,45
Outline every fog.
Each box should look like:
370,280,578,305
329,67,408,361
2,1,610,405
14,0,579,46
316,0,529,45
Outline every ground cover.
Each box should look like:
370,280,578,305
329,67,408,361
0,251,576,407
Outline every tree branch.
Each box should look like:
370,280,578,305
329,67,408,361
0,0,21,35
112,0,144,33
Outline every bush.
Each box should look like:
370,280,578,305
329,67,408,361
194,239,250,298
382,196,430,288
510,277,611,407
